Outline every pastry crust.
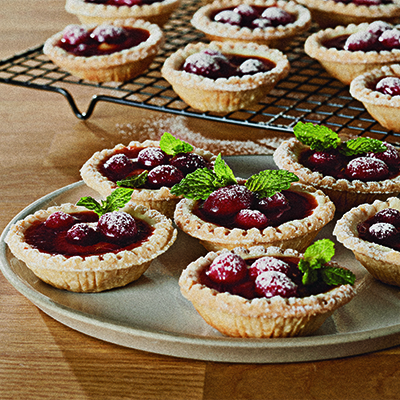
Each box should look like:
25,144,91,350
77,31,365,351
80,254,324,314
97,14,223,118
334,197,400,286
80,139,217,219
179,246,356,338
304,23,400,85
43,19,164,82
65,0,182,26
350,64,400,133
173,182,335,252
191,0,311,49
5,202,177,292
161,40,290,112
295,0,400,28
273,138,400,213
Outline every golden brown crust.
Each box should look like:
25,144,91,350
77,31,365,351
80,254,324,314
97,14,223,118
191,0,311,49
333,197,400,286
65,0,182,26
173,182,335,252
304,23,400,85
43,19,164,82
5,202,177,293
179,246,356,337
350,64,400,133
80,139,217,219
273,138,400,213
161,40,290,112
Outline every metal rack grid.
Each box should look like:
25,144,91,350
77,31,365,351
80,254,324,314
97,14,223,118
0,0,398,142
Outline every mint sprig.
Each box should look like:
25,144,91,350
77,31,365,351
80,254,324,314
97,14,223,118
117,171,148,189
293,121,386,155
298,239,356,286
159,132,193,156
76,187,134,216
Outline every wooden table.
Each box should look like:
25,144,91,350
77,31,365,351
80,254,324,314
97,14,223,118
1,1,400,399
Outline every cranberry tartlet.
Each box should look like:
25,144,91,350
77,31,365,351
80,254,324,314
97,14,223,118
334,196,400,286
172,155,335,252
5,194,177,293
295,0,400,29
43,19,164,82
304,21,400,85
65,0,182,26
179,243,356,338
190,0,311,49
273,122,400,213
80,133,216,218
350,64,400,132
161,41,290,112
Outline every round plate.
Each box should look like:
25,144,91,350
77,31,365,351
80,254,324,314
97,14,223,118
1,155,400,363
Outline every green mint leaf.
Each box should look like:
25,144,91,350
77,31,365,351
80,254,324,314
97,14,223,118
117,171,148,188
245,169,299,199
339,137,387,156
76,187,134,216
159,132,193,156
214,154,237,187
170,168,219,200
320,266,356,286
293,122,341,151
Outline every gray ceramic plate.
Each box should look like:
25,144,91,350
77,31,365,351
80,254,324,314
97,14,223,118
1,155,400,363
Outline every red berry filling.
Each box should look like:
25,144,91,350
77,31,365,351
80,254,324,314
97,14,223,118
182,49,276,79
58,24,150,57
200,253,333,300
24,211,154,257
357,207,400,250
374,76,400,96
84,0,162,6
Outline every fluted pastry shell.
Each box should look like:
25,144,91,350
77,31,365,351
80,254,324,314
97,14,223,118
334,197,400,286
161,40,290,112
65,0,182,26
304,23,400,85
295,0,400,28
173,182,335,252
43,19,164,82
5,202,177,293
350,64,400,133
191,0,311,49
179,246,356,338
273,138,400,213
80,139,217,219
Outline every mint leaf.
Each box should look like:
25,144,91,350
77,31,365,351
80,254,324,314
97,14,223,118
293,122,341,151
76,187,134,216
245,169,299,199
320,266,356,286
213,154,237,187
303,238,335,265
159,132,193,156
339,137,387,156
117,171,148,188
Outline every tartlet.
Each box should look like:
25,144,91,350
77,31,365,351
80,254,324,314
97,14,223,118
65,0,182,26
190,0,311,49
350,64,400,132
304,22,400,85
161,40,290,112
43,19,164,82
295,0,400,29
179,245,357,338
334,196,400,286
5,201,177,293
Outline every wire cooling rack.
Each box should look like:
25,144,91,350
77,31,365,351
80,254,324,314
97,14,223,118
0,0,398,142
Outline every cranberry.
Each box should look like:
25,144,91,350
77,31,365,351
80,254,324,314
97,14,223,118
170,152,208,174
379,29,400,49
345,157,389,181
90,25,128,44
368,21,393,36
353,0,382,5
66,223,99,246
257,192,290,214
254,270,298,298
306,150,345,174
202,185,255,218
97,211,137,243
373,208,400,226
261,7,294,27
375,76,400,96
344,31,380,51
238,59,267,75
368,142,400,167
233,209,269,230
206,253,248,284
113,0,143,4
369,222,398,243
44,211,76,230
61,25,91,46
233,4,260,23
137,147,169,168
214,10,242,25
248,256,291,279
147,165,184,188
251,18,273,28
103,153,135,179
